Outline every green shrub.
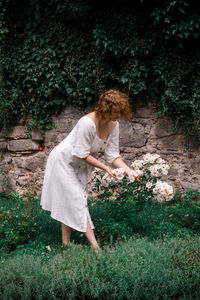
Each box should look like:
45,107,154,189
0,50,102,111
88,175,200,243
1,186,200,251
0,236,200,299
89,194,200,243
0,192,38,250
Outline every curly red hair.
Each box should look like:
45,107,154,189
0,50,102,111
94,89,132,120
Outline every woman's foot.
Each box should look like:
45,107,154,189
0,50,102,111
61,223,73,248
91,245,102,254
61,241,72,248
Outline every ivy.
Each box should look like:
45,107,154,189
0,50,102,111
0,0,200,143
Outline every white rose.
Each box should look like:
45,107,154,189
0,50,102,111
157,158,166,164
149,165,161,177
129,174,135,182
162,169,168,175
131,160,145,169
153,180,174,202
143,153,153,163
152,154,160,160
146,182,153,189
130,169,143,178
112,168,125,180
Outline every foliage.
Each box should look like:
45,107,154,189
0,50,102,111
88,175,200,243
0,0,200,142
0,192,38,250
1,186,200,252
1,236,200,299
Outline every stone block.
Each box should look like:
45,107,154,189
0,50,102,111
119,120,146,148
13,152,46,172
6,126,27,139
195,156,200,163
51,117,77,134
13,168,27,175
146,138,158,150
45,129,67,143
157,135,184,151
0,142,7,150
60,105,89,117
7,139,39,152
16,176,29,186
190,160,200,174
134,107,158,118
168,167,178,177
32,129,44,141
137,119,155,128
4,157,12,164
187,138,200,152
155,119,178,137
181,181,200,191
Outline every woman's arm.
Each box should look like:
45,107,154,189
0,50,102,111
112,156,132,176
81,155,116,178
103,121,131,176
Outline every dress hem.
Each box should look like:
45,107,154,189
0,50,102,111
40,205,95,233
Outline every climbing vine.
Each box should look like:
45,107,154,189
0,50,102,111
0,0,200,142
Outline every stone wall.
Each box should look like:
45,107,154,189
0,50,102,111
0,104,200,198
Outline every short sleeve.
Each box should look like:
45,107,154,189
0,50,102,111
104,121,121,165
71,117,96,158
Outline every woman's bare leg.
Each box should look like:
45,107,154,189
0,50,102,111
84,217,100,250
61,223,73,246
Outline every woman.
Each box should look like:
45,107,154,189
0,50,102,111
40,89,132,251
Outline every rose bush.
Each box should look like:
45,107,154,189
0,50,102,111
89,153,174,203
87,157,200,242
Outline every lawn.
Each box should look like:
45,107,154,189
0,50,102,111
0,190,200,300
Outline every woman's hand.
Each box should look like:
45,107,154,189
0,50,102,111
112,157,131,177
81,155,116,178
104,166,116,178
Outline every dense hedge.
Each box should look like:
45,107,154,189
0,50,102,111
0,0,200,142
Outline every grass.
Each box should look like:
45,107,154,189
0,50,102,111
1,236,200,299
0,190,200,299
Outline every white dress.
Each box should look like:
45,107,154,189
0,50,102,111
40,116,120,232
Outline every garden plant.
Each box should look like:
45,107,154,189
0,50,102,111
1,152,200,299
